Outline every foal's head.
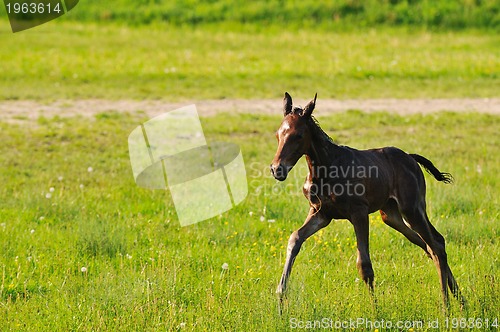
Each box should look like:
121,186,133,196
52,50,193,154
270,92,317,181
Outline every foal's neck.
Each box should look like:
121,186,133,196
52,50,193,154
306,118,344,177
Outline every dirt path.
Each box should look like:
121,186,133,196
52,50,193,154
0,98,498,121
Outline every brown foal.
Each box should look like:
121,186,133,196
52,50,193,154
270,92,465,309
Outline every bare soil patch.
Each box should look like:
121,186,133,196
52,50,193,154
0,98,498,122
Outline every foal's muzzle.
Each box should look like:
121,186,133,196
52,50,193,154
270,163,289,181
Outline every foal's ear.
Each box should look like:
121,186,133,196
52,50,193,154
302,93,317,117
283,92,293,116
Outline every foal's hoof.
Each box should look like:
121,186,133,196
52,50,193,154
276,287,287,315
276,285,285,298
459,297,468,312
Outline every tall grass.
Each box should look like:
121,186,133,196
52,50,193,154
1,0,497,30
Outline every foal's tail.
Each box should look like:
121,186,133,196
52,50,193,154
410,154,454,184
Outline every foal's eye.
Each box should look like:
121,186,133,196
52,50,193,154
295,134,303,139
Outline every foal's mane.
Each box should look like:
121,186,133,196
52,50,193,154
308,116,335,146
290,106,336,146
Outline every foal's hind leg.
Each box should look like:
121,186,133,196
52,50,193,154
381,199,466,308
426,220,466,307
380,199,430,258
400,204,454,307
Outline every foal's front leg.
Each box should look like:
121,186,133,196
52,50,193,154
350,210,374,291
276,208,330,298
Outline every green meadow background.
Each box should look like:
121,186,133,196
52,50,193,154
0,1,499,331
4,0,498,29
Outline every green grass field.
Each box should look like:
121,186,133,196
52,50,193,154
0,2,499,329
0,22,498,100
0,111,498,330
2,0,499,29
